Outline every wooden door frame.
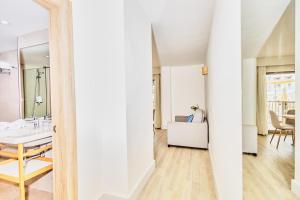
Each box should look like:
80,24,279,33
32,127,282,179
33,0,78,199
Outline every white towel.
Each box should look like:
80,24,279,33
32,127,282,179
0,61,12,70
7,119,26,130
0,122,9,131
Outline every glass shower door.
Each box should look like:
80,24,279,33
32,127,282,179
23,67,51,118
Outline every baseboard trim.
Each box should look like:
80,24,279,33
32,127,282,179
208,144,219,200
292,179,300,197
99,194,126,200
128,160,155,200
99,160,155,200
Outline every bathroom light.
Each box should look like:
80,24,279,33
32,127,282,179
0,20,9,25
202,66,208,75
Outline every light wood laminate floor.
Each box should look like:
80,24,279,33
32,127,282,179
0,180,52,200
138,129,216,200
140,130,299,200
244,134,298,200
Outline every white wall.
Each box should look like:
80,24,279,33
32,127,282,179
161,65,206,129
171,66,206,118
206,0,243,199
72,0,127,199
0,50,20,122
292,0,300,197
242,58,257,154
72,0,154,199
124,0,155,195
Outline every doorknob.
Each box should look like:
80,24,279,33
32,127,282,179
53,125,56,133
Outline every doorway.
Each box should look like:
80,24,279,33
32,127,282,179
242,0,297,199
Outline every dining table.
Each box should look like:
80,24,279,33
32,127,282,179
282,114,295,145
282,114,295,120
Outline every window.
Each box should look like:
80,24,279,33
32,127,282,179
266,72,295,124
266,72,295,101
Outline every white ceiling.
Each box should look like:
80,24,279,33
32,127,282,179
0,0,48,53
1,0,293,65
138,0,214,66
242,0,291,58
258,1,295,58
1,0,213,66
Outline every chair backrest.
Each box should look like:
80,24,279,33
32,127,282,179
175,115,189,122
269,110,282,129
286,109,295,125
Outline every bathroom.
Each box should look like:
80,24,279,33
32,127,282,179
0,1,53,199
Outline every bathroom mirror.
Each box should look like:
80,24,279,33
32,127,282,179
20,43,51,118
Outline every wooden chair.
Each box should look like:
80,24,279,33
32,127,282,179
284,109,295,144
269,110,294,149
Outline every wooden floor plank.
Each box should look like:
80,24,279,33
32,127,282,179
138,129,216,200
140,130,299,200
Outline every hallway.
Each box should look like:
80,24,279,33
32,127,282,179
138,130,216,200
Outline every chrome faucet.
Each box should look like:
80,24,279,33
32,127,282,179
33,117,40,129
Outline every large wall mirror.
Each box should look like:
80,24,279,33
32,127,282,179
20,43,51,119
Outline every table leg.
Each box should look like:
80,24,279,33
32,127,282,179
18,144,25,200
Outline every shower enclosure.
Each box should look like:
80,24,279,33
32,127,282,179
20,43,51,118
23,67,51,118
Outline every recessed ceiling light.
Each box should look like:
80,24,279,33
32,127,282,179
45,55,49,58
0,20,9,25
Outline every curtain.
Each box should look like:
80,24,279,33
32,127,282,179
257,66,268,135
153,74,162,128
